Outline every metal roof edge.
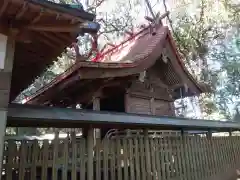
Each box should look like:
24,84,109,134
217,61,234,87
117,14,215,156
27,0,95,21
7,104,238,131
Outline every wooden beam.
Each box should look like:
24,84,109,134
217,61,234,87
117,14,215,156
57,33,72,43
14,30,32,43
26,24,83,32
39,32,65,45
0,0,8,18
26,21,99,34
32,32,57,48
31,13,43,24
71,18,78,24
0,23,32,43
15,2,28,20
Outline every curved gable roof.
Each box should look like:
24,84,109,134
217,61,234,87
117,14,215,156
24,25,209,104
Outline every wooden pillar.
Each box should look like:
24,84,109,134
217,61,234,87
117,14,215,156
93,96,100,111
87,95,100,180
150,87,155,115
144,129,152,180
206,130,212,139
0,34,15,176
124,93,130,113
87,127,94,180
93,96,100,140
150,97,155,115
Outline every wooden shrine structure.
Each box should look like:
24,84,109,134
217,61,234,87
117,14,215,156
22,23,211,137
1,1,240,180
24,26,209,112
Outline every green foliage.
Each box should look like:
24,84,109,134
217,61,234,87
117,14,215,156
211,33,240,117
169,0,239,119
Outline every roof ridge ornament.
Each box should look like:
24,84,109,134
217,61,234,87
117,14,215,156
144,11,169,23
144,11,170,35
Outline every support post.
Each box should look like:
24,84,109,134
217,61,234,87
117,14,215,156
150,88,155,115
0,34,15,177
206,130,212,139
144,129,151,180
93,96,100,140
87,95,100,180
87,127,94,180
180,129,185,136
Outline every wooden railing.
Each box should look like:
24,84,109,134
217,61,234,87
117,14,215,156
2,130,240,180
4,105,240,180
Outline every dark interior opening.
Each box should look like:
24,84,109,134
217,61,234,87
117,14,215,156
83,103,93,110
99,87,125,138
100,87,125,113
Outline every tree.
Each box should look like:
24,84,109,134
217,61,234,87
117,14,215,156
164,0,239,120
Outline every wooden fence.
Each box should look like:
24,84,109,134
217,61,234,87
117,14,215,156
1,130,240,180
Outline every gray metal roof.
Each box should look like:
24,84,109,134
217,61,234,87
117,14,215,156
7,104,240,131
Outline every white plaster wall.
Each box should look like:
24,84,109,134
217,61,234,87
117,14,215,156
0,34,7,69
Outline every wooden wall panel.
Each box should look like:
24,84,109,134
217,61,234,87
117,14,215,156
125,95,151,115
155,99,175,116
128,81,173,101
125,64,177,116
125,94,175,116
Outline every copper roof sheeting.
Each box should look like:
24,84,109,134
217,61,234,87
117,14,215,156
24,25,209,104
0,0,96,100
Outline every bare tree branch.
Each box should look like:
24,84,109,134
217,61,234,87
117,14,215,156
87,0,105,12
144,0,156,19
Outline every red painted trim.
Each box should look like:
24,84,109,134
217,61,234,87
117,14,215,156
91,26,150,62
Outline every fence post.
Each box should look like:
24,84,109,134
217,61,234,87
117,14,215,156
144,129,152,180
87,127,94,180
